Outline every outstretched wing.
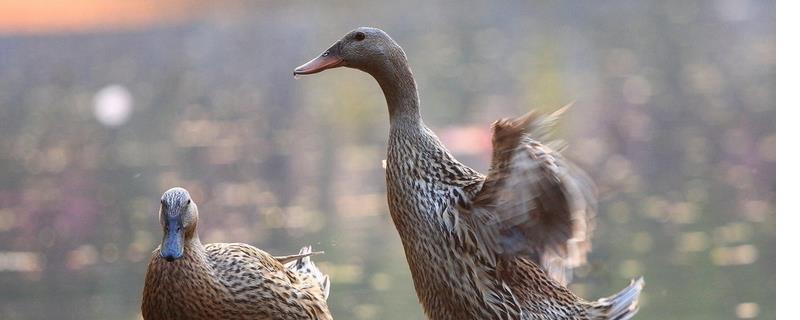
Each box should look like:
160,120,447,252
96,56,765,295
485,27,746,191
471,105,597,284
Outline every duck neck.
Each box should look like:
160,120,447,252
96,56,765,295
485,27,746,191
184,237,203,255
371,56,422,127
182,229,204,258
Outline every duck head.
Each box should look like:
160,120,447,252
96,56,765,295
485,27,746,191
294,27,406,76
158,187,198,262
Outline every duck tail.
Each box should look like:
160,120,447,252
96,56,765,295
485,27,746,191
284,246,331,300
587,277,644,320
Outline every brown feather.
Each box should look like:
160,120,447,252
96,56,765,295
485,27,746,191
473,105,596,284
141,189,331,320
142,243,332,320
298,26,643,320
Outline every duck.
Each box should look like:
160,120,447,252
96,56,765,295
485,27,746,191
294,27,644,320
141,187,332,320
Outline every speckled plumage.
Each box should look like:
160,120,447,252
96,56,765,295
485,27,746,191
296,27,644,320
384,112,642,320
142,188,332,320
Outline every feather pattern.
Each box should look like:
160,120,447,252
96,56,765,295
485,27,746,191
384,107,636,319
472,105,597,284
141,188,331,320
296,26,644,320
142,243,332,320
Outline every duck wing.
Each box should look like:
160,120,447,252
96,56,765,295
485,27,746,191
204,243,332,319
282,246,331,300
470,106,597,284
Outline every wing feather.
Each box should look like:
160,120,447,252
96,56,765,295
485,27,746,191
471,105,597,284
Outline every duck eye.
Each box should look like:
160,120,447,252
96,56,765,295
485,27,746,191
186,199,192,206
354,32,366,41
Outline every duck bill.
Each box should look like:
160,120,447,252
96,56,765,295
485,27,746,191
160,218,184,262
294,41,345,76
293,55,344,76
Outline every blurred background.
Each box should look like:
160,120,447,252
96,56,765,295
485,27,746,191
0,1,774,319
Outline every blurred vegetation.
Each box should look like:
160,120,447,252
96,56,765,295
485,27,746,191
0,1,774,319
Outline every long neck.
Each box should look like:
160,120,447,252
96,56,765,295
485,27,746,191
370,54,421,125
368,51,475,181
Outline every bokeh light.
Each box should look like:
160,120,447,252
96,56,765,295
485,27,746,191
93,85,132,127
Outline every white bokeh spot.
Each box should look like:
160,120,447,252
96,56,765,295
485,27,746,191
93,84,132,127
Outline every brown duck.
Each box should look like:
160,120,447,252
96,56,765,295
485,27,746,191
141,187,332,320
295,27,643,320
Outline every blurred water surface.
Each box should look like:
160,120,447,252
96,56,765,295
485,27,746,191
0,1,774,319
